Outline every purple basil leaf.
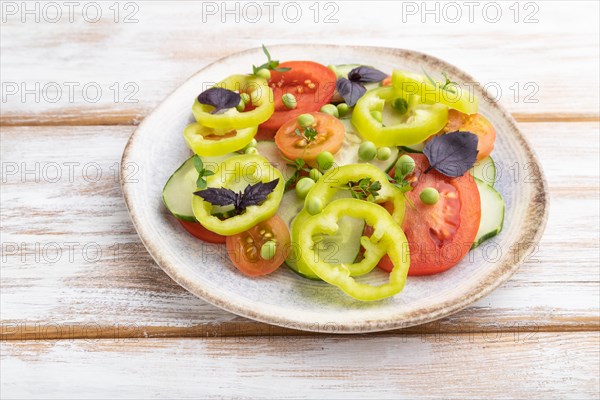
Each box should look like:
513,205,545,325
193,179,279,215
197,87,241,114
193,187,239,207
336,78,366,107
240,179,280,209
348,66,388,83
423,131,479,177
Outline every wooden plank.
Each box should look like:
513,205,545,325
1,122,598,339
1,333,599,399
0,110,597,128
1,1,598,126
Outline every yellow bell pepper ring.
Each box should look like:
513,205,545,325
297,198,410,301
391,69,478,115
352,86,448,147
184,123,257,157
192,74,274,130
192,154,284,235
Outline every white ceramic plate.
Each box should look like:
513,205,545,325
121,44,548,333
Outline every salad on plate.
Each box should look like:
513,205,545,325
162,46,505,301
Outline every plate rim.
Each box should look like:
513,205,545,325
121,44,549,333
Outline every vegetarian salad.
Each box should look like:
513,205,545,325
162,46,505,301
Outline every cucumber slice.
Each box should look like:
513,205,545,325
255,141,297,186
162,154,232,222
162,157,198,222
329,64,359,78
472,177,505,248
288,214,366,281
338,119,399,172
314,214,365,262
328,64,379,103
286,211,322,280
470,156,496,187
276,190,305,229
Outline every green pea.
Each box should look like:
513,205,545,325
260,240,277,260
309,168,323,182
358,141,377,161
420,187,440,205
306,197,323,215
392,97,408,115
248,89,261,106
337,103,350,117
316,151,334,171
371,110,383,123
295,177,315,199
396,154,416,176
236,99,246,112
320,104,339,118
376,147,392,161
282,93,297,110
244,147,259,155
297,113,315,128
256,68,271,80
240,93,250,104
243,139,258,151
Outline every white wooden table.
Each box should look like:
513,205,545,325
1,1,599,398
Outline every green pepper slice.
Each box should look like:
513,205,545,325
192,154,284,235
298,198,410,301
391,69,478,115
304,163,405,224
192,74,274,130
352,86,448,147
184,123,257,157
288,164,406,279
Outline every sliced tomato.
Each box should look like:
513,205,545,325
179,220,226,244
225,215,291,277
257,61,337,139
274,112,344,166
441,109,496,161
375,154,480,275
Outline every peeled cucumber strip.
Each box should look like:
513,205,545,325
162,153,232,222
255,141,297,186
469,156,496,187
472,177,505,248
338,119,399,172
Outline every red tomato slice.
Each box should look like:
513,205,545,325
225,215,291,277
375,154,480,275
179,220,226,244
257,61,337,139
441,109,496,161
274,112,344,166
